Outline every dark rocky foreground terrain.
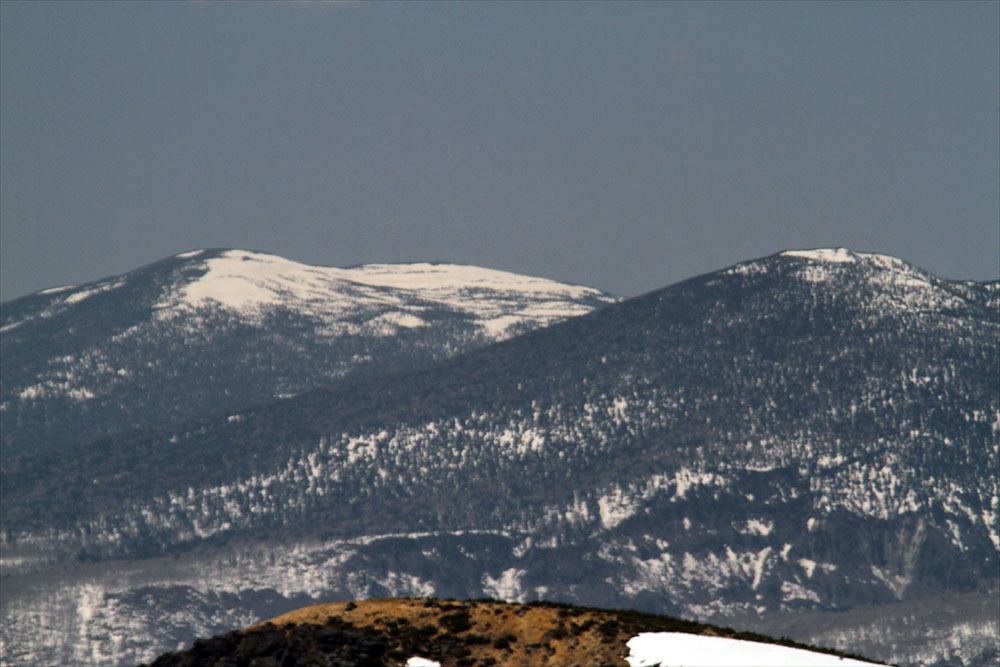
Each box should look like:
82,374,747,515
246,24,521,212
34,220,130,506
143,598,882,667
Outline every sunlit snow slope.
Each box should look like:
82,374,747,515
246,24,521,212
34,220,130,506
156,250,608,328
625,633,880,666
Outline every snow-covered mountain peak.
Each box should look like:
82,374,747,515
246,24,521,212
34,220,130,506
780,247,914,271
720,247,979,318
157,249,615,329
727,247,921,282
777,247,934,287
1,249,620,457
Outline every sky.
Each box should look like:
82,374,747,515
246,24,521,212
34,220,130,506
1,1,997,302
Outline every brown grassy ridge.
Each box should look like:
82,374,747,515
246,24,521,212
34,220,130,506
144,597,886,667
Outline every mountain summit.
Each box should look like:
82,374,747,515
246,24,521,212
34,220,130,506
0,249,618,458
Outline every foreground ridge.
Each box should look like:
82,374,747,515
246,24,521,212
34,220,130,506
1,248,619,459
144,598,883,667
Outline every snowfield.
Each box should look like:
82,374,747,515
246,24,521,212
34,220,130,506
625,633,880,666
403,632,881,667
158,250,611,330
405,658,441,667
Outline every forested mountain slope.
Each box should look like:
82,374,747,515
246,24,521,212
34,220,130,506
2,248,996,667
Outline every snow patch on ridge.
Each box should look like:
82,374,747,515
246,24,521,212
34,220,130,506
480,315,522,336
2,279,127,333
367,312,426,331
38,285,77,295
783,248,858,263
625,632,880,666
781,248,910,268
63,280,127,305
343,261,600,297
777,248,964,312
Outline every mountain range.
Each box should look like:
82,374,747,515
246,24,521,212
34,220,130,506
1,247,997,666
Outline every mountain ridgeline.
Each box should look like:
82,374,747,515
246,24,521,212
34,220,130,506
0,248,618,459
1,248,997,667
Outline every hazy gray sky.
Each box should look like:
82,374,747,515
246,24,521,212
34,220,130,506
2,1,997,301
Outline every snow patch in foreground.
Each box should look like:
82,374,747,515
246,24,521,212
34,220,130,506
406,657,441,667
625,633,880,667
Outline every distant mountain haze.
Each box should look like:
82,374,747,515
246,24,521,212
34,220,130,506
1,248,996,666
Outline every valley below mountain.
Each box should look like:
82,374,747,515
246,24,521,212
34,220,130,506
1,248,997,666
